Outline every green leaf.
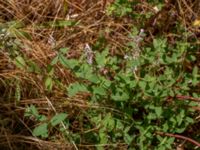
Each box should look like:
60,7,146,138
124,133,133,145
59,54,78,69
75,64,92,77
192,78,198,86
111,90,129,101
7,20,24,29
14,56,26,69
75,64,99,83
24,105,39,117
59,47,69,54
38,115,47,122
67,82,89,97
101,78,111,88
50,113,67,127
95,49,109,67
153,38,166,51
59,54,70,67
138,80,147,91
155,107,162,117
162,123,169,132
27,60,41,73
175,127,186,133
92,86,107,96
45,77,53,91
47,65,54,76
33,123,48,138
67,59,79,69
12,29,32,40
165,137,175,149
147,113,157,120
185,117,194,123
52,20,77,27
177,110,185,126
99,130,108,144
116,120,124,130
51,55,59,65
86,74,99,84
102,113,115,131
192,66,199,86
91,114,102,125
25,105,47,121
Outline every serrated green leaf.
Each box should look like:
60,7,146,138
95,49,109,67
99,131,108,144
155,107,162,117
102,113,115,131
59,54,78,69
147,113,156,120
50,113,67,127
111,91,129,101
27,60,41,73
38,115,47,122
138,81,147,90
153,38,166,51
51,55,59,65
75,64,92,78
14,56,26,69
162,123,169,132
192,66,198,77
67,83,88,97
92,86,107,96
177,110,185,126
24,105,39,117
59,47,69,54
166,137,175,149
45,77,53,91
102,79,111,88
86,74,99,84
124,133,133,145
59,54,70,67
185,117,194,123
33,123,48,138
116,120,124,130
175,127,186,133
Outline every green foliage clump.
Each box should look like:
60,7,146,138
25,36,199,149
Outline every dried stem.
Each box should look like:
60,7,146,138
155,131,200,147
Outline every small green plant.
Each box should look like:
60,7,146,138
106,0,135,17
33,35,199,149
25,105,68,138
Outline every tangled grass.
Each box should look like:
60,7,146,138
0,0,200,149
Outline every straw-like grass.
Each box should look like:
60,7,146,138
0,0,199,149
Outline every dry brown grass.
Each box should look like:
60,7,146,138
0,0,200,149
0,1,133,149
